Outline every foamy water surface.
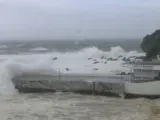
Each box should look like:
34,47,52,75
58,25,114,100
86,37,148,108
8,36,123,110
0,42,155,120
1,93,160,120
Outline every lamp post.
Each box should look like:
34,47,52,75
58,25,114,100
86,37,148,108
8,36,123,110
58,68,60,81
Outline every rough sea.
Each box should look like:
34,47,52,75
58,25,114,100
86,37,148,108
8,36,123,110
0,39,159,120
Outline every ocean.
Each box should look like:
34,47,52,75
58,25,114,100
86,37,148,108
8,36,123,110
0,39,159,120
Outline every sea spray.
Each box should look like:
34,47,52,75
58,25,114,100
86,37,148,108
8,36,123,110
0,61,18,95
29,47,48,52
0,46,144,95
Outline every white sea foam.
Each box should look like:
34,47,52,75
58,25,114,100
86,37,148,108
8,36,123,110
16,44,25,47
29,47,48,52
0,46,144,95
0,45,7,49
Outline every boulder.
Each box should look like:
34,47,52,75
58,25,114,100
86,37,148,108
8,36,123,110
118,55,123,58
107,58,113,61
66,68,70,71
53,57,58,60
100,56,106,59
127,72,133,75
120,72,127,75
93,61,100,64
107,58,118,61
92,68,98,71
122,57,131,62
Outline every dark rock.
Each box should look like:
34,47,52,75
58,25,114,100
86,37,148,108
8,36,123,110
107,58,118,61
135,56,145,60
122,57,125,61
128,61,135,64
93,59,100,64
127,72,133,75
93,61,100,64
129,56,136,58
92,68,98,71
118,55,123,58
122,62,127,65
104,62,107,64
88,58,92,60
100,56,106,59
66,68,70,71
122,57,131,62
112,58,118,61
107,58,113,61
116,72,127,75
120,72,127,75
53,57,58,60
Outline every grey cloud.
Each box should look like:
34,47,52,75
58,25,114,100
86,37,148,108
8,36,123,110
0,0,160,40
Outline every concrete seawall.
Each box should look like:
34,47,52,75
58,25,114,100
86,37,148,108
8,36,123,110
12,73,127,97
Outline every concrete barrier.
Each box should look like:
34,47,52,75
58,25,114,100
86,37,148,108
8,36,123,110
12,73,126,97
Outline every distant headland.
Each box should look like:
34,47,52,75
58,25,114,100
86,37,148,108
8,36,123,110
141,29,160,60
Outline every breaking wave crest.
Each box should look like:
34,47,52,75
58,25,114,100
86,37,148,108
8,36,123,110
29,47,48,52
0,46,144,95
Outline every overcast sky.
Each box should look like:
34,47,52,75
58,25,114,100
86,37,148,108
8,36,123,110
0,0,160,40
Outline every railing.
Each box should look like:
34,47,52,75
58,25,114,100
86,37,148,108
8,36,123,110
133,65,153,70
131,64,157,81
12,72,126,94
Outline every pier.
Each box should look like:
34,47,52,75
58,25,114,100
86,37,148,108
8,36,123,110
12,73,128,97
